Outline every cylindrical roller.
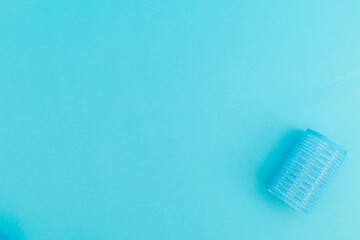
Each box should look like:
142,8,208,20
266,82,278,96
268,129,347,213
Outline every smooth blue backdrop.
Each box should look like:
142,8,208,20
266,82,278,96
1,1,360,239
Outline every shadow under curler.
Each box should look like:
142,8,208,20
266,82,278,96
256,129,304,207
0,215,24,240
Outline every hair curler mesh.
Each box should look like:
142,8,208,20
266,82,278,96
268,129,347,213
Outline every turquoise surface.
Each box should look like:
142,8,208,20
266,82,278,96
1,1,360,239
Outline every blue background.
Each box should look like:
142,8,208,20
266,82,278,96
1,1,360,239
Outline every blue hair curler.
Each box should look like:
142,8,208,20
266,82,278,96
268,129,347,213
